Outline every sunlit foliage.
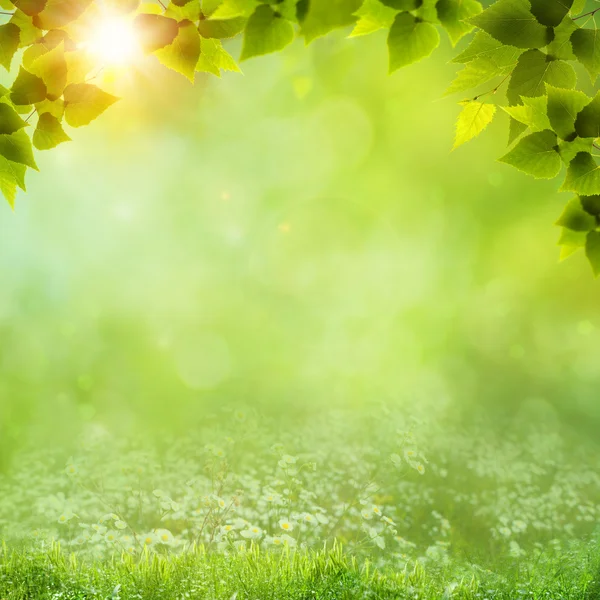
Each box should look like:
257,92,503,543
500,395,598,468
1,0,600,274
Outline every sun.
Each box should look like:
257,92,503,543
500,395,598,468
87,15,139,66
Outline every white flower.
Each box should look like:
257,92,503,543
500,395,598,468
240,526,263,539
264,492,281,503
404,449,418,461
361,508,373,521
509,541,526,558
65,463,78,476
280,534,296,547
233,410,246,422
104,531,118,543
281,455,297,465
57,512,75,525
156,528,175,545
512,520,527,533
278,519,294,532
91,523,107,534
302,513,317,525
99,513,118,523
315,512,329,525
233,518,249,530
266,535,283,546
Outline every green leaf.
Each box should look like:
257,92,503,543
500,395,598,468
10,67,47,106
580,194,600,216
529,0,573,27
33,112,70,150
241,5,295,61
2,156,26,192
11,10,42,47
469,0,554,49
546,84,590,140
165,0,201,20
558,135,592,164
35,0,93,30
436,0,482,46
453,100,496,148
0,155,27,208
585,230,600,276
575,92,600,139
196,37,241,76
416,0,440,22
13,0,46,16
0,102,28,135
155,20,201,81
507,49,576,105
445,57,508,95
0,129,37,170
349,0,396,37
570,0,587,15
301,0,362,43
0,24,21,71
387,12,440,73
210,0,257,19
571,28,600,84
502,95,551,132
557,226,586,260
198,16,247,39
508,115,527,143
452,31,522,65
556,196,597,231
134,14,180,53
499,129,561,179
272,0,305,22
63,83,119,128
28,42,67,100
546,17,578,61
380,0,420,7
561,151,600,195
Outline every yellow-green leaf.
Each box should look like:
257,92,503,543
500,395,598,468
453,101,496,149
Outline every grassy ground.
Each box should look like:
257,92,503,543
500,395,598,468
1,541,600,600
3,409,600,599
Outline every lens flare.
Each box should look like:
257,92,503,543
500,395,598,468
88,16,139,65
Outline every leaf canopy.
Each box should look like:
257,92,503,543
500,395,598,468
0,0,598,274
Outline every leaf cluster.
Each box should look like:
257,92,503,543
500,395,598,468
2,0,600,275
357,0,600,275
424,0,600,275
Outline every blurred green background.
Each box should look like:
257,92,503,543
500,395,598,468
1,29,600,463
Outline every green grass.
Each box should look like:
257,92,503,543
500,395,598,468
2,541,600,600
3,411,600,599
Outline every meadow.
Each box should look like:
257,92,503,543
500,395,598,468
3,3,600,598
2,404,600,598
